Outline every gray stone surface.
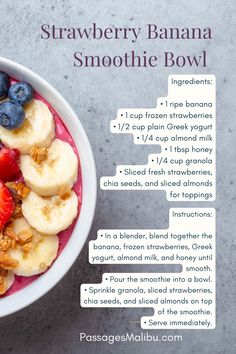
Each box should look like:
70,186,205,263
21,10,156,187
0,0,235,353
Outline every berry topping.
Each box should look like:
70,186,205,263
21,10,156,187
0,72,10,99
0,101,25,129
0,146,20,181
8,82,33,106
0,181,15,229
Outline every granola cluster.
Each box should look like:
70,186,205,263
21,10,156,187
6,181,31,200
0,251,18,270
0,224,33,254
5,182,31,221
30,146,48,163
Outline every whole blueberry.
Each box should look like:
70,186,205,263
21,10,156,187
8,82,33,106
0,72,10,99
0,101,25,129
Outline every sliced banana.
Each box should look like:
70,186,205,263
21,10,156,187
0,99,55,154
22,191,78,234
20,138,78,196
0,270,14,295
6,271,14,290
8,217,58,277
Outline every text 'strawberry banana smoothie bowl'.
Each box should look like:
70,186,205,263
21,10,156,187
0,72,82,296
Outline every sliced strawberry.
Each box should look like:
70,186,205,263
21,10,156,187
0,146,20,182
11,148,20,160
0,181,15,229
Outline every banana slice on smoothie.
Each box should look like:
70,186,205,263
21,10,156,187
8,217,59,277
0,269,14,295
20,138,78,196
0,99,55,154
22,190,78,234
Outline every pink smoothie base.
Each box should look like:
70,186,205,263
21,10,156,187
2,80,82,297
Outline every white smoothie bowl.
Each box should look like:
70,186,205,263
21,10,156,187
0,57,97,317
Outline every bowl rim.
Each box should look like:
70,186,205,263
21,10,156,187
0,56,97,317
